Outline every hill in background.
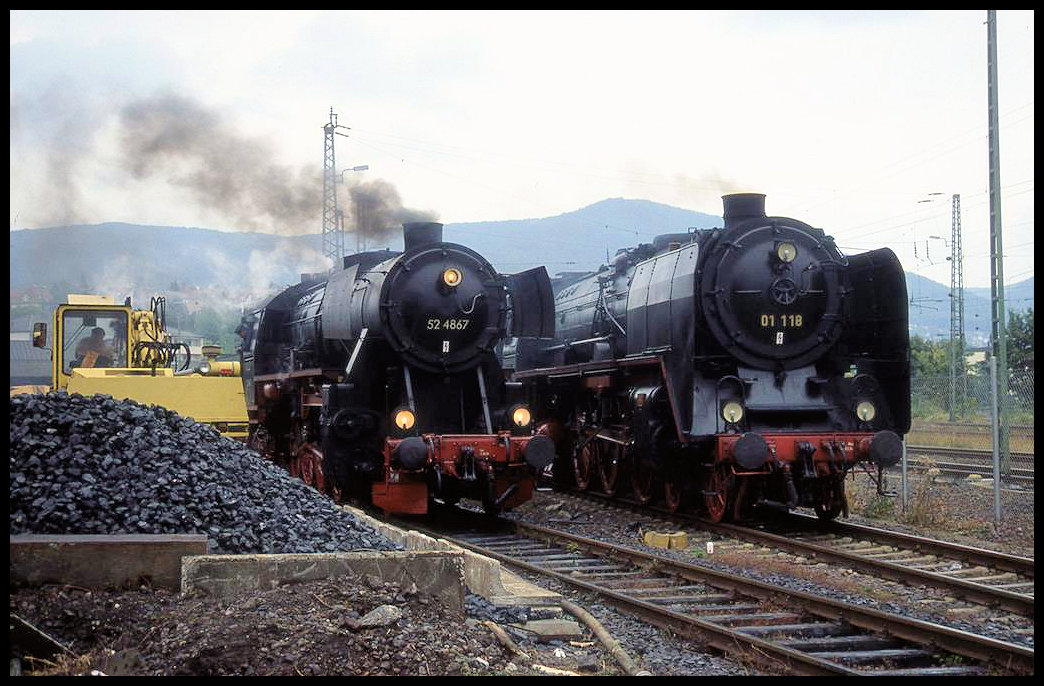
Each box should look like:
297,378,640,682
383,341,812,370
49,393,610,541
10,197,1031,347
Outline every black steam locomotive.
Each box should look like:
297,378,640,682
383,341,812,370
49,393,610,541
239,222,556,515
512,193,910,521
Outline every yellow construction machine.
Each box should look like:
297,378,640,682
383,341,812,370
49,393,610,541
13,294,249,440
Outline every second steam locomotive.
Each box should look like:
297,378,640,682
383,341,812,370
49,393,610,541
239,221,556,515
512,193,910,522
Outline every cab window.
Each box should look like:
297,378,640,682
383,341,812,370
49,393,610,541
62,310,128,373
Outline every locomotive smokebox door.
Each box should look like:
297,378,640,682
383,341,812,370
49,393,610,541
507,266,555,338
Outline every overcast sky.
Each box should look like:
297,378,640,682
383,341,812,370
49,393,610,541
9,10,1034,289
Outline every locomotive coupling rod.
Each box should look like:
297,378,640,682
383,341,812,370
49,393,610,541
493,483,518,507
594,430,630,446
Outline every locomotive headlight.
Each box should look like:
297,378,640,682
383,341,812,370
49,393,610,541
394,408,416,431
856,401,877,422
442,267,463,287
511,405,532,428
776,241,797,263
721,401,745,424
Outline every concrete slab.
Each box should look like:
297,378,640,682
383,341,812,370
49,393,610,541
180,550,465,608
10,534,208,591
10,507,563,612
342,505,563,608
510,617,585,642
495,569,563,607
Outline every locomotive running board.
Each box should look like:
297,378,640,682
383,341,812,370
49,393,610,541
514,353,686,444
512,353,663,380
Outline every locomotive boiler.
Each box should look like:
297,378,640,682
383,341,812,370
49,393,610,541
239,222,556,515
514,193,910,521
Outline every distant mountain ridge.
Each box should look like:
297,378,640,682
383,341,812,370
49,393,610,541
10,198,1031,346
444,197,723,273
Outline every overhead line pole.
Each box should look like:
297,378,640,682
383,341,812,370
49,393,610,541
949,194,965,421
322,107,352,266
986,10,1009,474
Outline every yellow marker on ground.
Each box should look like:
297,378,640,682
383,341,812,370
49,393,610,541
642,531,688,549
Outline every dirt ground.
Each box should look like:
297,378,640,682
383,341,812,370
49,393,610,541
844,470,1034,557
10,575,617,677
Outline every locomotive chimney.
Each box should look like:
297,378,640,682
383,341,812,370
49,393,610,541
403,222,444,251
722,193,767,228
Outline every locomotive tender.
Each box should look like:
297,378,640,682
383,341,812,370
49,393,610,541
239,222,556,515
513,193,910,521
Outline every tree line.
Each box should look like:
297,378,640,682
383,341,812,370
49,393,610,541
910,308,1033,378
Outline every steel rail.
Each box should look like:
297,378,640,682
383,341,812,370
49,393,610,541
780,511,1034,577
431,519,1033,674
699,516,1033,617
512,521,1033,672
560,488,1034,614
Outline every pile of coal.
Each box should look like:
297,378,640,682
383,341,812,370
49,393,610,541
9,392,398,555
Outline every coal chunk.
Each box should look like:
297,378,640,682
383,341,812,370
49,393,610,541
10,392,399,554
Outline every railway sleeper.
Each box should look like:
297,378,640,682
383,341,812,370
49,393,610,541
455,534,531,544
735,622,849,638
576,570,645,580
561,564,630,574
541,557,613,568
518,553,598,563
485,545,554,556
860,550,927,561
792,534,838,543
871,554,939,565
459,541,548,551
959,572,1020,584
777,634,905,651
869,666,988,676
943,566,992,578
623,584,719,596
653,601,764,612
699,611,805,626
598,577,678,590
810,647,942,666
836,544,897,554
600,577,700,590
993,581,1034,592
905,561,970,572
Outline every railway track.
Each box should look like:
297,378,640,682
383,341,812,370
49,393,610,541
907,423,1034,456
904,445,1034,484
555,490,1034,617
414,517,1032,675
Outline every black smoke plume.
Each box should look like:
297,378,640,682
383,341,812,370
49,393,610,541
345,179,438,246
119,94,321,234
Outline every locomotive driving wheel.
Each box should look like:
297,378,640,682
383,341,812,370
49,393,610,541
325,479,343,503
295,443,327,493
663,477,683,513
573,437,595,491
703,465,733,523
813,476,846,522
630,456,656,505
598,440,622,497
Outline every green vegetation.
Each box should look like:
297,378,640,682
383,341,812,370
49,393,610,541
1005,308,1033,375
183,306,243,355
910,335,950,379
